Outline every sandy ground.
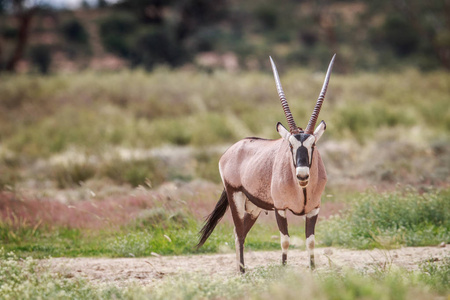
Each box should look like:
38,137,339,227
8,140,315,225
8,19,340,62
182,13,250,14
48,246,448,286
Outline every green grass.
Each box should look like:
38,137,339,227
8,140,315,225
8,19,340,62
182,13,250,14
1,248,448,300
319,188,450,249
0,217,282,259
1,69,449,156
0,68,449,190
1,188,448,258
1,188,448,299
100,157,167,187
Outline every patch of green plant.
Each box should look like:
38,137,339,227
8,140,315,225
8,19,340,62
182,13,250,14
2,188,448,258
60,18,89,45
28,44,53,74
101,157,167,187
51,162,96,189
1,69,449,160
0,166,20,191
195,151,222,183
97,12,138,58
319,188,450,249
0,222,117,258
0,208,284,258
149,264,449,300
3,250,445,300
108,208,234,257
0,248,125,299
418,256,450,294
0,204,227,258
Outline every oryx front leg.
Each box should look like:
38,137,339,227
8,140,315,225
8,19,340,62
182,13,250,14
305,208,319,270
275,209,289,265
229,191,260,273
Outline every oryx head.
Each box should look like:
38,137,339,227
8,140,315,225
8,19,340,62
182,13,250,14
270,55,335,187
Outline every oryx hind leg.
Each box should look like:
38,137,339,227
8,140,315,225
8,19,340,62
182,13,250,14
275,209,289,265
228,189,261,273
305,208,319,270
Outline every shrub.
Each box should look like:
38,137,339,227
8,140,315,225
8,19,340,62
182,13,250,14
51,162,96,189
419,256,450,294
319,188,450,249
98,12,138,58
2,26,18,39
60,18,89,44
130,27,187,69
28,45,52,74
0,248,123,298
195,151,222,183
382,14,419,56
101,157,167,187
0,249,447,299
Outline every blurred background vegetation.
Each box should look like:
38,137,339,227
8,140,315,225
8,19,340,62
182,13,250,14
0,0,449,73
0,2,449,298
0,0,448,261
0,0,448,189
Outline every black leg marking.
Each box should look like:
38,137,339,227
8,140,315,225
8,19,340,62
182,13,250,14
275,209,289,266
305,213,318,270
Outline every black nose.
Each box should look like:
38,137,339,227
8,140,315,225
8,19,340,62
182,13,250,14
297,174,309,181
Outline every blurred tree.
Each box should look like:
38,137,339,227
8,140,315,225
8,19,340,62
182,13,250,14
2,0,40,72
81,0,90,9
98,12,138,57
382,14,418,56
396,0,450,69
60,18,90,59
97,0,108,8
103,0,229,68
0,0,4,70
115,0,169,24
175,0,228,41
130,27,186,68
61,18,89,44
29,44,52,74
366,0,450,69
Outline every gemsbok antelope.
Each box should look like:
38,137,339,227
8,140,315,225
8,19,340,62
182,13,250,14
196,55,336,273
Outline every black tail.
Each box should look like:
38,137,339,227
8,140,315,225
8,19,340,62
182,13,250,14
196,189,229,249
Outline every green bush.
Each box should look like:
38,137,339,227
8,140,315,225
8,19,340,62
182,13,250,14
195,151,222,183
130,27,187,69
101,157,167,187
2,26,18,39
419,256,450,294
319,188,450,249
28,45,52,74
382,14,419,56
0,248,448,299
51,162,96,189
98,12,138,57
60,18,89,44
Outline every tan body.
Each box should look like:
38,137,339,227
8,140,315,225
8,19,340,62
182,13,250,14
219,137,327,215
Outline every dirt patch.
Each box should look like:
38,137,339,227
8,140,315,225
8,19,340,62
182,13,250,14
48,246,448,286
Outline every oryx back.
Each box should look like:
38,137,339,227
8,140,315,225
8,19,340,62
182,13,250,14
219,137,279,211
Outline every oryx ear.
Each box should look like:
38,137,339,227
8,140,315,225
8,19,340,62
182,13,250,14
277,122,290,140
314,120,326,142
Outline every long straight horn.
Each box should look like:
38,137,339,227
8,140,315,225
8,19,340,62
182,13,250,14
270,56,299,134
305,54,336,134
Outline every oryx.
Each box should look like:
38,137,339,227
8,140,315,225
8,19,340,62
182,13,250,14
196,55,335,273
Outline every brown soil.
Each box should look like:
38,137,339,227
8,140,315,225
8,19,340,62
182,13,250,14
48,246,448,286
